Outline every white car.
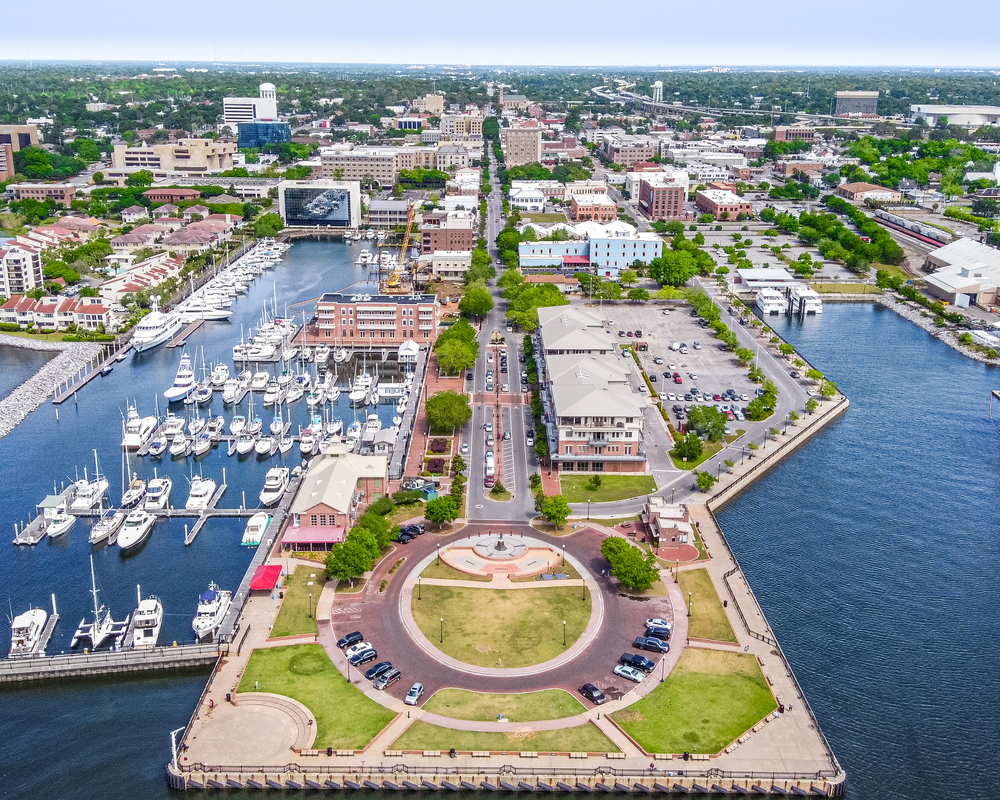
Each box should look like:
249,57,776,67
740,393,749,401
690,373,698,380
404,682,425,706
487,354,494,363
667,393,676,401
613,664,645,684
646,618,673,630
461,443,469,455
667,363,676,370
344,641,372,659
501,383,509,393
662,309,670,316
658,392,668,401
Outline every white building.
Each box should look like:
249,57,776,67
509,186,546,212
428,251,472,282
909,105,1000,128
222,83,279,125
0,243,44,297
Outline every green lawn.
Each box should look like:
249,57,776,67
560,475,657,503
419,559,492,582
572,515,641,528
388,503,425,527
335,577,367,593
618,578,670,597
238,644,396,749
670,439,723,470
423,689,585,722
392,721,617,754
677,568,737,642
810,282,880,294
612,649,776,754
271,566,324,638
521,213,568,223
488,487,513,501
411,585,592,668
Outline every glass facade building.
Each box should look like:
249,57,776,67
283,188,352,227
237,121,292,150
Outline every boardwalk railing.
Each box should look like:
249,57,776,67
0,642,222,683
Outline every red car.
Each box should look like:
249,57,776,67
674,376,683,384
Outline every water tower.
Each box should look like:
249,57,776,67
652,80,663,104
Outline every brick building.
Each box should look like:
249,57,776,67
695,189,753,220
316,292,438,345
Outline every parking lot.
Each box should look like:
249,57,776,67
609,304,761,429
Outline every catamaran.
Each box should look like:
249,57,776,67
71,555,129,650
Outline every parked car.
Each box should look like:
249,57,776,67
635,329,642,337
618,330,626,337
344,641,373,659
404,682,425,706
645,625,672,640
365,661,393,681
620,653,656,673
693,341,702,350
374,668,402,690
646,618,672,630
501,383,509,393
466,372,474,381
461,443,469,455
579,683,607,704
503,431,511,440
649,375,656,382
634,636,670,654
397,534,412,544
614,664,645,684
350,648,378,667
486,434,495,446
484,422,493,432
653,356,663,365
337,631,363,649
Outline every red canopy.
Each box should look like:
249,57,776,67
249,564,282,591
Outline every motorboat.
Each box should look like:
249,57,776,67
247,341,277,361
70,452,109,512
131,298,183,353
262,380,281,407
392,415,402,426
270,414,284,436
369,389,379,406
192,382,213,405
314,344,330,365
185,475,217,510
277,370,294,388
282,344,299,362
72,556,129,650
306,387,325,407
333,347,349,364
147,436,168,457
144,476,172,510
188,414,206,437
117,509,156,551
89,507,125,545
299,428,316,456
121,475,146,509
327,417,344,436
192,583,232,642
121,405,157,450
346,420,362,438
9,607,49,657
250,371,270,392
396,398,408,414
222,379,241,403
376,229,387,242
363,413,382,436
210,363,230,387
241,512,270,546
236,433,257,455
355,249,374,265
259,467,290,506
162,412,185,437
285,383,304,404
177,298,233,322
229,415,246,435
170,433,191,458
193,433,212,457
129,587,163,650
366,229,375,240
47,502,76,538
207,415,225,438
254,436,274,455
278,436,294,454
164,352,197,402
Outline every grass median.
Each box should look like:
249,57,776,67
238,644,396,749
271,566,324,638
392,721,617,753
677,568,737,642
560,475,657,503
423,689,585,722
411,585,592,668
419,559,492,582
612,649,776,754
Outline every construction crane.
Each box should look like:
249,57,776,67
384,200,416,292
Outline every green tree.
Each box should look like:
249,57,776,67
820,380,837,398
627,287,650,302
806,368,824,381
672,433,703,461
324,538,372,582
779,343,795,356
806,398,819,414
542,494,571,528
596,281,623,301
425,496,459,528
695,471,718,492
459,286,494,319
255,213,284,238
425,390,472,432
435,338,477,375
735,347,755,365
686,406,727,442
618,269,638,289
126,170,154,187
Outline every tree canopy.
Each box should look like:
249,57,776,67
425,390,473,433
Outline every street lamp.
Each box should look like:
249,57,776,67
440,617,444,643
587,498,591,520
563,619,567,647
418,576,421,600
687,591,692,617
784,413,789,435
308,592,313,619
674,559,679,583
660,656,666,683
670,487,674,503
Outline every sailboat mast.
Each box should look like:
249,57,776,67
90,554,100,619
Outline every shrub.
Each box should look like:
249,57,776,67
529,473,542,489
392,490,423,505
369,497,395,517
428,438,449,454
490,480,507,496
427,458,446,474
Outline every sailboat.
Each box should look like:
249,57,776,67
89,494,125,545
71,555,129,650
120,436,146,509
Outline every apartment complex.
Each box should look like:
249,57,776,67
517,221,661,279
412,94,445,115
501,128,542,168
695,189,753,220
773,126,817,143
0,294,115,332
319,144,470,185
8,184,76,206
0,144,13,182
316,292,438,345
222,83,278,125
0,243,44,297
0,124,39,152
535,306,647,475
601,135,657,169
421,210,475,254
110,139,238,174
440,113,483,138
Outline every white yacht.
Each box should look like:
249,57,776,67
162,412,186,438
236,432,257,455
333,347,349,364
207,415,225,438
130,589,163,650
131,298,183,353
177,298,233,322
269,414,284,436
164,352,197,402
262,380,281,407
254,436,274,455
229,415,247,435
222,379,241,404
188,414,206,437
242,512,270,546
356,249,374,265
299,428,317,456
144,476,173,510
259,467,290,507
278,436,294,454
117,509,156,551
9,607,49,657
314,344,331,365
247,341,277,361
250,371,270,392
70,452,109,512
363,413,383,436
210,363,230,387
193,433,212,457
327,386,341,403
192,583,232,642
185,475,217,510
89,507,125,545
285,382,304,404
169,433,191,458
147,435,168,457
121,405,157,450
47,502,76,538
755,288,786,316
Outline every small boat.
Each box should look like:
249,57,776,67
222,379,241,403
210,363,230,387
121,474,146,509
277,370,294,388
147,436,168,457
369,389,379,406
185,475,217,510
164,352,197,402
278,436,294,454
144,476,172,510
306,388,325,408
346,420,362,438
188,414,206,437
247,413,263,436
129,586,163,650
70,452,109,512
269,414,284,436
193,433,212,457
327,417,344,435
262,380,281,407
47,502,76,538
397,398,408,414
392,415,402,426
250,371,270,391
314,344,331,365
89,507,125,545
241,512,270,546
259,467,290,506
299,428,316,456
117,509,156,551
333,348,349,364
9,606,49,658
192,383,213,405
254,436,274,455
121,405,157,450
207,415,225,438
72,556,129,650
192,582,232,642
236,432,257,455
170,433,190,458
162,412,185,438
285,383,304,404
229,414,246,435
327,386,341,403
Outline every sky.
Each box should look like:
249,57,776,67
5,0,1000,68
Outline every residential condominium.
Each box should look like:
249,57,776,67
319,144,470,185
412,94,445,115
316,292,438,345
0,144,14,182
501,128,542,168
421,210,475,254
440,113,483,138
0,243,44,297
110,139,238,174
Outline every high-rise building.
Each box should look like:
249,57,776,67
237,121,291,150
0,144,14,182
0,124,38,153
501,128,542,168
833,91,879,116
222,83,279,125
277,180,362,228
0,243,44,297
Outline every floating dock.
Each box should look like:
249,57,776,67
166,320,205,348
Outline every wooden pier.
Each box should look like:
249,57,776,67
166,319,205,348
184,483,228,545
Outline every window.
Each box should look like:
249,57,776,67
310,515,318,526
319,515,327,526
374,478,380,488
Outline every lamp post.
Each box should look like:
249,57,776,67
784,413,789,435
418,576,421,600
582,579,587,602
660,655,666,683
440,617,444,643
687,591,692,617
587,498,591,520
741,445,745,465
308,592,313,619
670,487,674,503
563,619,567,647
674,559,679,583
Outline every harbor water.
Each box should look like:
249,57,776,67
0,345,57,401
0,274,995,796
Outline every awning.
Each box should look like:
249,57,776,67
249,564,282,591
281,525,346,546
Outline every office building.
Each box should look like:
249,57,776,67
833,91,879,116
428,251,472,282
421,210,474,254
0,144,13,182
501,127,542,168
835,182,901,203
316,292,438,345
0,124,39,152
8,184,76,206
222,83,278,125
695,189,754,220
368,199,411,228
773,126,816,143
601,135,656,169
412,94,445,115
637,173,689,221
111,139,238,175
237,120,291,150
278,179,360,228
570,193,617,222
440,113,483,138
